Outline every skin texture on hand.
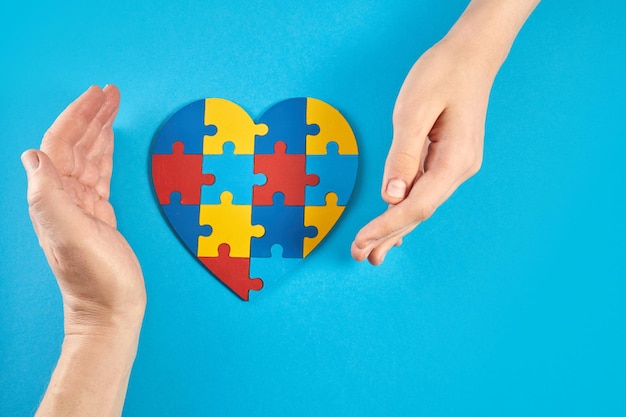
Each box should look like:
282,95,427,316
22,85,146,417
352,0,540,265
22,85,145,333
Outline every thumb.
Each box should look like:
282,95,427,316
381,129,431,206
21,150,83,247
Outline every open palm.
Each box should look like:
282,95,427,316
23,85,145,333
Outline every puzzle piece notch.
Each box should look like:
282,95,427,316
198,191,265,258
253,141,320,206
203,98,269,155
249,244,302,296
305,141,358,206
305,97,358,155
160,192,212,255
303,192,346,257
152,141,216,205
153,99,217,154
201,142,267,205
251,192,318,258
255,97,320,154
199,243,263,301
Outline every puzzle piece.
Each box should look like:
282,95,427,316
152,99,216,154
251,193,317,258
250,244,301,292
203,98,269,155
201,142,267,205
254,98,320,154
303,193,345,257
305,142,358,206
160,192,212,255
305,97,358,155
198,191,265,258
152,141,216,205
199,243,263,301
253,141,319,206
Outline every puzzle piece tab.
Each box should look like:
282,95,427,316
305,97,358,155
253,141,319,206
251,193,317,258
303,193,345,257
203,98,269,155
198,191,265,258
254,98,320,154
305,142,358,206
199,243,263,301
152,141,216,205
201,142,267,205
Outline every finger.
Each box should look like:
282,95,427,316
352,215,415,263
382,102,443,206
40,86,106,177
353,154,467,260
367,235,404,266
64,85,120,188
21,150,90,250
84,84,120,164
81,85,120,194
352,210,411,259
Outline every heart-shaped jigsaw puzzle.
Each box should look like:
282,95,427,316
151,97,358,300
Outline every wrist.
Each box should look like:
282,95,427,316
62,299,145,339
441,0,540,78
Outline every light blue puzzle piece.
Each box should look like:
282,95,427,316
305,142,358,206
250,244,302,291
201,142,267,205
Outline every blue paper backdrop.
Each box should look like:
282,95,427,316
2,1,625,416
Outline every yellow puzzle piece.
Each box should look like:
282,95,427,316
305,97,358,155
198,191,265,258
303,192,346,257
203,98,269,155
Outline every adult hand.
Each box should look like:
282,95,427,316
351,39,490,265
23,85,146,417
352,0,540,265
22,85,145,333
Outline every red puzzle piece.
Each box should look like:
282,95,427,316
152,141,215,205
199,243,264,301
253,141,319,206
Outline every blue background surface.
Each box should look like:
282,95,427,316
2,1,625,416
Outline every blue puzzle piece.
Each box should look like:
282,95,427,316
305,142,359,206
254,98,320,154
250,244,302,290
201,142,267,205
153,100,217,155
161,192,212,255
251,193,318,258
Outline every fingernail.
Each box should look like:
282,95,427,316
386,179,407,199
21,151,40,174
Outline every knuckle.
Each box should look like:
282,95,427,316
27,189,47,211
388,150,420,177
381,220,400,237
456,143,483,178
412,201,437,222
469,157,483,176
